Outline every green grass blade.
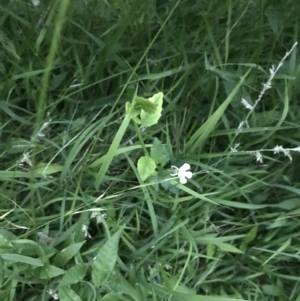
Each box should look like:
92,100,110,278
186,68,252,153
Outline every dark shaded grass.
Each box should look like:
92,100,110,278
1,0,300,300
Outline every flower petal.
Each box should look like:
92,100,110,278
184,171,193,179
180,163,190,171
179,177,187,184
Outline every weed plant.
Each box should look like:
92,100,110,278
1,0,300,300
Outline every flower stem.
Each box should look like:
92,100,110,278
133,121,149,156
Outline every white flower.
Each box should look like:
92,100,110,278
31,0,40,6
20,152,32,167
256,151,263,163
241,98,253,110
230,143,241,153
273,145,284,154
91,211,107,224
81,224,91,238
47,289,58,300
170,163,193,184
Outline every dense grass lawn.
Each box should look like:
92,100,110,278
1,0,300,300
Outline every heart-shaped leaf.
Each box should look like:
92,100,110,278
137,156,156,181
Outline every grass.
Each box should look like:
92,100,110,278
1,0,300,300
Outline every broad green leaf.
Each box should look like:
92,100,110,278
140,92,163,127
59,287,82,301
137,156,156,181
39,265,66,279
92,227,123,286
150,138,170,166
215,243,243,254
173,292,249,301
53,242,85,267
58,263,88,288
126,92,163,127
0,253,43,266
101,292,122,301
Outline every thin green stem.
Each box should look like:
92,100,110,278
133,121,149,156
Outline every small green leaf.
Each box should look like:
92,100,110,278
137,156,156,181
244,226,258,244
206,244,215,261
215,243,243,254
150,138,170,166
59,287,82,301
92,227,123,286
126,101,141,123
140,92,163,127
58,263,88,288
